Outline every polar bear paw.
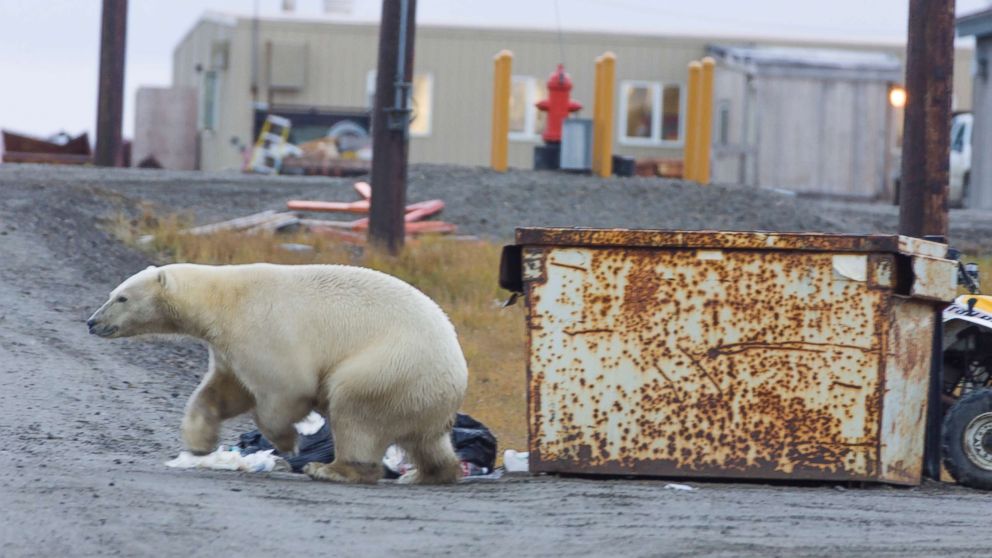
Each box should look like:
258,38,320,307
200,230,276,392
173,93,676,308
396,470,419,485
304,461,380,484
303,462,350,482
396,467,462,485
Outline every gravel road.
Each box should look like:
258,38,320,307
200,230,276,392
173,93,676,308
2,163,991,557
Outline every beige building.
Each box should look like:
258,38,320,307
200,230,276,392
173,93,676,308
959,9,992,209
164,12,974,182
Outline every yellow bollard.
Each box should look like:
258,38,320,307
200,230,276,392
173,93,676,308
697,57,716,184
592,56,604,176
593,52,616,177
490,50,513,172
684,61,702,181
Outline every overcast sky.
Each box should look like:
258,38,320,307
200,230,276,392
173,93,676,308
1,0,989,140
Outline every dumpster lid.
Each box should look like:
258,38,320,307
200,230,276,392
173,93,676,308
514,228,947,258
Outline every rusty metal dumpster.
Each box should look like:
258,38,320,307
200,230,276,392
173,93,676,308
500,228,958,485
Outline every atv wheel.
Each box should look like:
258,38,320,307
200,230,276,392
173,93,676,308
942,388,992,490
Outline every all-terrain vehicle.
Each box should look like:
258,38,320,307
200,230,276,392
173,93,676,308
941,257,992,489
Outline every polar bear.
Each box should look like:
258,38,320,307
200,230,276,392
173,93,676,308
87,263,469,484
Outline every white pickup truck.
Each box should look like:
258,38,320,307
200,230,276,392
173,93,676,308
893,111,972,207
949,111,973,207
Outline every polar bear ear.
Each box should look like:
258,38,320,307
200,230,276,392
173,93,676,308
157,269,168,288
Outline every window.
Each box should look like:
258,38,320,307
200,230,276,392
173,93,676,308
661,85,681,141
718,100,731,146
619,81,683,145
509,78,529,134
951,117,967,153
508,76,548,140
200,70,219,131
624,84,654,140
408,74,433,136
366,71,433,137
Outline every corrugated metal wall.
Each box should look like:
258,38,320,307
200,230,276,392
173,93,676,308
970,39,992,209
754,77,891,198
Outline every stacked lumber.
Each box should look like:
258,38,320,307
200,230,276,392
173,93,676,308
183,211,300,236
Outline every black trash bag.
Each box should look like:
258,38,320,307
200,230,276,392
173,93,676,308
238,412,498,476
451,413,498,473
237,420,335,473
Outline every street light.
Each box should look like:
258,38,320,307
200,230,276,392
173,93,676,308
889,85,907,108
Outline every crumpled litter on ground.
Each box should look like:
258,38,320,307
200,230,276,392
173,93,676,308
503,449,529,473
165,447,290,473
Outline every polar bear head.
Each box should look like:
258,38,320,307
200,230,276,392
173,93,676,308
87,265,176,338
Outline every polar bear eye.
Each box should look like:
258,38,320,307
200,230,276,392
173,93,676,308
117,296,128,303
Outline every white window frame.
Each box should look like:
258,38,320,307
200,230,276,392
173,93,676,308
618,80,685,147
365,70,433,138
508,75,542,142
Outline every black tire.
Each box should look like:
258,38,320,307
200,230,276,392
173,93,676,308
942,388,992,490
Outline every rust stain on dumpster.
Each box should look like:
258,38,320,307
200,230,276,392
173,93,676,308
520,232,946,483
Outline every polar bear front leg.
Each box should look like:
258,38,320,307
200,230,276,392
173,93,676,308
181,367,255,455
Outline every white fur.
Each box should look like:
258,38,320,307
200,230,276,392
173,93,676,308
89,263,469,484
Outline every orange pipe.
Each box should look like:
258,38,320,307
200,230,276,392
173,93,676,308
405,221,456,234
353,181,372,200
403,199,445,221
287,199,370,213
349,219,454,234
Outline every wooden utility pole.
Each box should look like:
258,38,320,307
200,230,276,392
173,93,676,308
95,0,128,167
898,0,955,239
368,0,417,254
899,0,955,483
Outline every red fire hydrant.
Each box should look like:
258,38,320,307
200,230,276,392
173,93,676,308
536,64,583,143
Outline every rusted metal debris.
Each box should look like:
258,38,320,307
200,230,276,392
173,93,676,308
505,227,957,485
1,130,92,165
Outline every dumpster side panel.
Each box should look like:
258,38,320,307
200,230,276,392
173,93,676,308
910,255,959,302
878,299,935,484
526,246,890,480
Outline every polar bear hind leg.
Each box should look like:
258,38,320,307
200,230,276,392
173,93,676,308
396,430,462,485
304,418,392,484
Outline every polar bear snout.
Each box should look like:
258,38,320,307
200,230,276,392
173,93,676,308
87,295,132,338
86,310,119,338
87,316,119,338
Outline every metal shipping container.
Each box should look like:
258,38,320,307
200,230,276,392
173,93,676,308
501,228,958,485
